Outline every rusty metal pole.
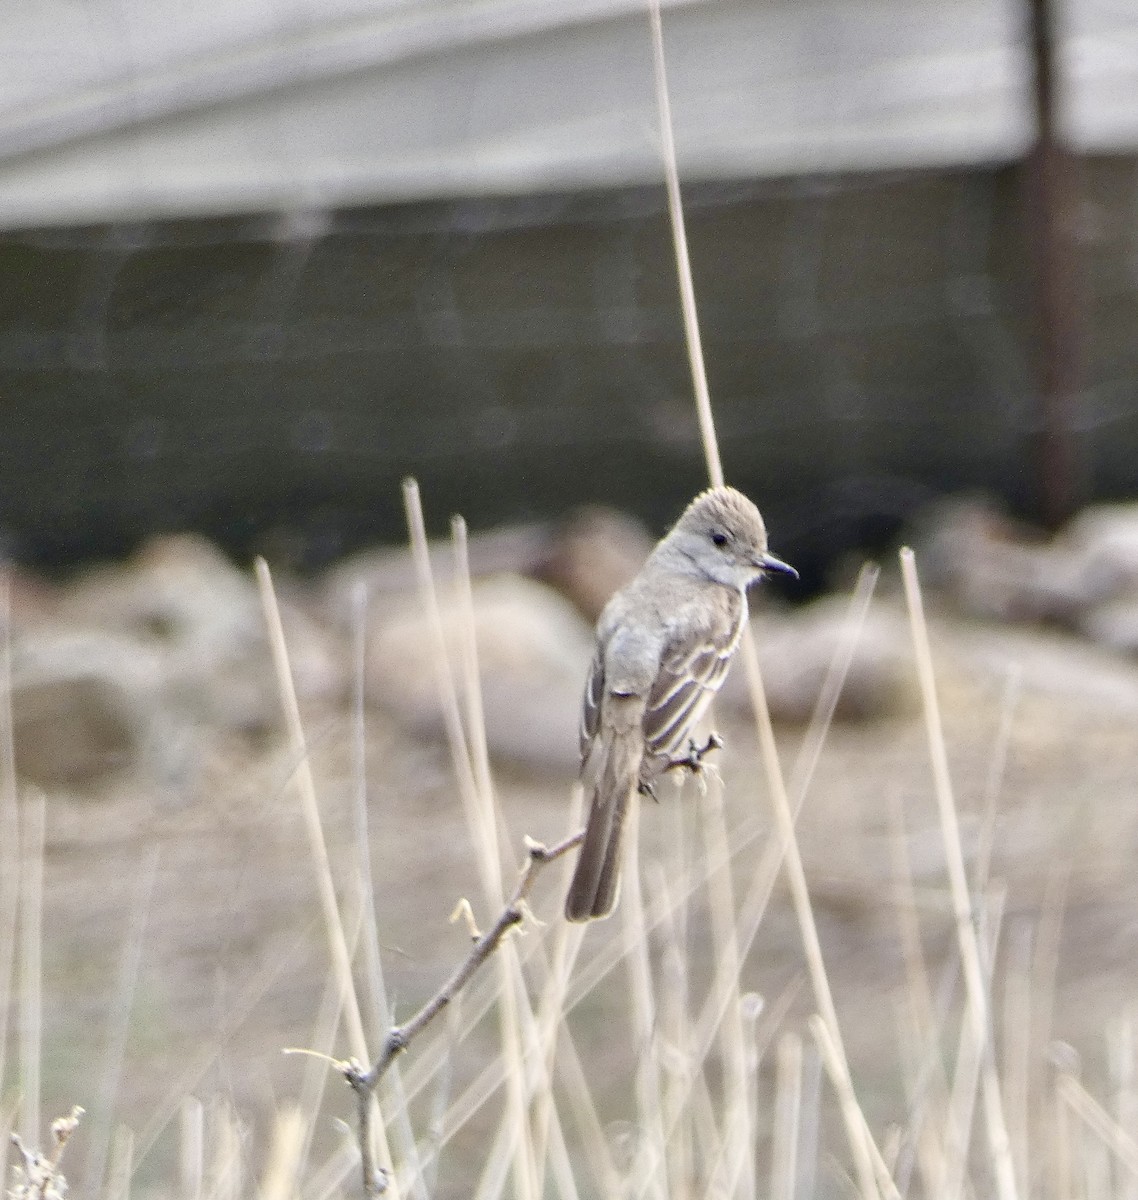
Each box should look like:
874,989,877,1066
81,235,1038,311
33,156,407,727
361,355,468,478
1026,0,1084,527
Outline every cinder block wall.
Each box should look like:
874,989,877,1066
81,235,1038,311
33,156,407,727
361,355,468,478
2,157,1136,568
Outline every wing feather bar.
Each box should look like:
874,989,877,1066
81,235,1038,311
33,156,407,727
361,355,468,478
642,642,732,759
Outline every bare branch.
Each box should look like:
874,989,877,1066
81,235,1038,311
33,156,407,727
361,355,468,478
340,829,583,1197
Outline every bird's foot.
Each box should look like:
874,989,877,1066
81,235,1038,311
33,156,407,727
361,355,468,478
666,732,724,776
638,779,660,803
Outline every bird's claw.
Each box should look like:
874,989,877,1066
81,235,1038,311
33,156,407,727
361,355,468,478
667,732,724,775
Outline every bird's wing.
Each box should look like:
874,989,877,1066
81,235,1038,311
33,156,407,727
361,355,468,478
642,602,743,760
579,646,604,757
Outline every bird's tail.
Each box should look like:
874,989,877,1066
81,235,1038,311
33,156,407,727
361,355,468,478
565,723,642,921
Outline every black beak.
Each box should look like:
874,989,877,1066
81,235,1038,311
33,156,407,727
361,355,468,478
758,551,798,580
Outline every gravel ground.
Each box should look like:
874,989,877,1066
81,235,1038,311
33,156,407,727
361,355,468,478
14,593,1138,1196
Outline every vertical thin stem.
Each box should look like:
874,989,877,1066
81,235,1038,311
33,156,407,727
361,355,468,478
648,0,723,489
19,793,44,1147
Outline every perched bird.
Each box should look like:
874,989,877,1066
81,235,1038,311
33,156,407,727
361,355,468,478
565,486,796,921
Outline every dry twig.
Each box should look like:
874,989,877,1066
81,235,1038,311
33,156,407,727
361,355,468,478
338,830,583,1197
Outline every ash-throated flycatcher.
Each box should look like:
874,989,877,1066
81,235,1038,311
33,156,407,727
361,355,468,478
565,486,796,921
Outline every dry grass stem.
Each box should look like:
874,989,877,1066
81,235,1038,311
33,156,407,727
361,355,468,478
771,1032,804,1200
403,484,538,1200
257,558,397,1196
1112,1014,1138,1200
82,847,160,1200
446,512,539,1200
18,792,44,1149
133,930,308,1171
346,582,427,1200
973,669,1022,894
204,1098,241,1200
106,1124,133,1200
1003,921,1034,1197
648,0,722,489
738,623,891,1199
343,834,583,1120
303,1129,361,1200
649,7,889,1187
255,559,372,1066
0,579,18,1106
292,901,365,1189
900,546,1018,1200
1057,1070,1138,1178
698,772,753,1198
620,797,668,1200
260,1106,306,1200
178,1096,203,1200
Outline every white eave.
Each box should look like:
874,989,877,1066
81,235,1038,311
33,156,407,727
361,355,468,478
0,0,1133,229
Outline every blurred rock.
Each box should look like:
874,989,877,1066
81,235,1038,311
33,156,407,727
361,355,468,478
58,534,277,733
0,562,59,629
914,494,1083,623
9,630,161,786
4,535,347,791
721,597,915,723
1063,505,1138,654
366,574,593,773
918,497,1138,660
322,509,656,629
539,506,654,622
59,534,341,725
322,522,552,628
1076,600,1138,655
1058,502,1138,612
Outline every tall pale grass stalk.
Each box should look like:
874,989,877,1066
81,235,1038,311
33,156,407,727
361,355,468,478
545,966,623,1196
770,1032,804,1200
260,1106,306,1200
622,797,669,1199
421,1000,460,1196
401,486,539,1200
808,1015,883,1200
1112,1013,1138,1200
973,669,1023,894
1003,920,1034,1196
83,846,160,1200
448,513,544,1200
1033,861,1070,1164
889,792,952,1195
450,510,584,1200
106,1124,133,1200
0,578,19,1110
304,1127,363,1200
689,569,880,1063
697,772,754,1199
1056,1070,1138,1178
255,558,396,1195
648,0,722,490
255,560,370,1062
650,4,891,1180
133,930,306,1171
19,791,44,1148
347,581,427,1200
452,513,581,1198
178,1096,203,1200
939,886,1007,1200
291,899,364,1184
204,1096,241,1200
654,861,694,1198
529,920,586,1195
900,547,1018,1200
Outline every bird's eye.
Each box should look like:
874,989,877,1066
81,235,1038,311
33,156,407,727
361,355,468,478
710,530,729,547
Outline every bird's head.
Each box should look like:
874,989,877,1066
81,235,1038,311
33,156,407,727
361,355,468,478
666,486,797,591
